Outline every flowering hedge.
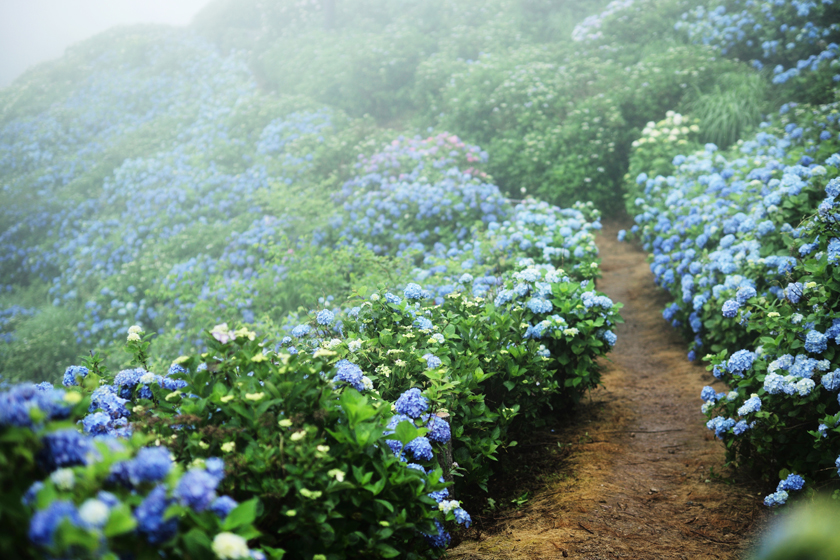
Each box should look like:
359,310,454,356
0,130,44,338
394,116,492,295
2,234,620,555
628,57,840,505
675,0,839,100
0,371,262,559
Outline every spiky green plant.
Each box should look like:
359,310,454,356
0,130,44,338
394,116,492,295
688,72,768,149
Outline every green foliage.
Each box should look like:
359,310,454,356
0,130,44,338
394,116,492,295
423,36,743,210
686,72,768,150
0,384,260,559
0,303,83,384
259,28,434,122
623,111,702,214
289,261,622,492
127,330,449,559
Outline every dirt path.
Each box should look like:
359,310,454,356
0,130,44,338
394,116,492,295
450,222,768,559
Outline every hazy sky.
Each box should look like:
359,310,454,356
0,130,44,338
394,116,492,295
0,0,212,88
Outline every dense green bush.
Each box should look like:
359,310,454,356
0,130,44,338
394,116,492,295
127,328,457,559
0,370,261,559
623,111,701,214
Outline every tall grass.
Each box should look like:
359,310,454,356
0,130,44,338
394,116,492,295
687,72,768,149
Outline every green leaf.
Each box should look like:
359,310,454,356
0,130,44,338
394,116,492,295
379,329,393,346
104,505,137,537
394,421,420,445
376,543,401,558
222,498,260,531
182,528,213,558
367,477,387,496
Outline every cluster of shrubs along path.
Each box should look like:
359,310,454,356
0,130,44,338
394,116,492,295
450,222,769,560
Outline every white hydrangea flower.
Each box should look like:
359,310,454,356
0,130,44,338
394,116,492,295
212,532,250,559
79,499,110,527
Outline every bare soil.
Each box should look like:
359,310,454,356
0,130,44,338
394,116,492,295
448,221,769,560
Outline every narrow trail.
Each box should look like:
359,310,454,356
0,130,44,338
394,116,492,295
450,222,768,559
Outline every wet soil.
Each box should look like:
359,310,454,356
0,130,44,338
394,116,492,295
449,221,769,559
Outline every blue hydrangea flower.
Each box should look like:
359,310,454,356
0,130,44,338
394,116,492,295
291,324,311,337
424,519,451,548
385,292,402,305
114,367,145,390
96,491,119,508
82,411,113,436
204,457,225,481
764,490,788,507
0,384,70,428
160,376,188,391
316,309,334,326
737,394,761,416
413,317,433,330
581,292,613,309
28,501,82,547
405,436,433,461
777,474,805,492
733,420,750,435
829,238,840,265
424,414,451,444
429,488,449,502
129,447,173,485
726,350,756,377
454,507,472,527
423,353,442,369
785,282,804,303
62,365,89,387
526,297,553,314
135,485,177,544
722,300,740,318
822,369,840,391
89,386,129,418
404,283,423,299
333,360,366,392
700,386,718,402
395,388,428,418
39,429,94,471
805,330,828,354
764,373,788,394
385,439,404,457
22,481,44,507
174,469,219,512
706,416,735,439
735,287,756,305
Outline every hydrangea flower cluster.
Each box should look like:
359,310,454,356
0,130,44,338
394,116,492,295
675,0,840,84
572,0,637,42
0,377,255,557
0,30,341,356
0,382,71,428
633,98,839,359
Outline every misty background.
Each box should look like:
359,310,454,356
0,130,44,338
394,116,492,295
0,0,210,87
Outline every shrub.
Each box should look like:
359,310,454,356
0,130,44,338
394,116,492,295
0,372,260,559
122,328,463,559
686,72,768,150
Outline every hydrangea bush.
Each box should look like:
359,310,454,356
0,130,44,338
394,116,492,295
628,62,840,502
126,327,468,559
0,372,261,559
631,95,840,360
675,0,840,102
700,195,840,506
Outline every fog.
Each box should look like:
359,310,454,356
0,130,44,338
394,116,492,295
0,0,210,87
